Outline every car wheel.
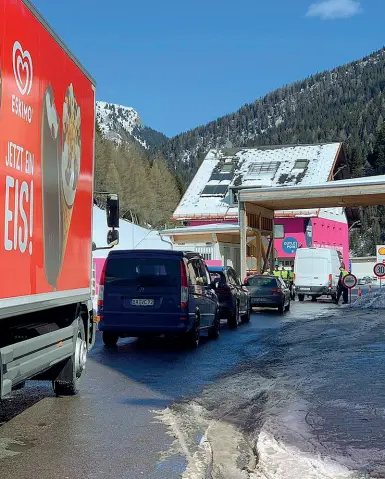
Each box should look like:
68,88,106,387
208,310,220,339
185,315,200,348
228,302,239,329
241,302,251,323
285,300,291,311
298,294,305,302
278,302,284,315
102,331,119,348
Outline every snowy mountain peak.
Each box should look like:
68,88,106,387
96,101,167,149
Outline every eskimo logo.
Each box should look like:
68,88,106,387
13,41,33,96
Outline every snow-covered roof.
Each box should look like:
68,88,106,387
173,143,342,220
162,223,241,235
92,206,171,259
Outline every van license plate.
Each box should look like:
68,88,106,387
300,288,311,291
131,299,154,306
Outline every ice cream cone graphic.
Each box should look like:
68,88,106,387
60,84,81,269
41,85,61,289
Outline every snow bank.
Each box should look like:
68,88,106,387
92,206,171,259
347,289,385,309
252,426,355,479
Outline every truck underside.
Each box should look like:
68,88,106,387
0,302,94,398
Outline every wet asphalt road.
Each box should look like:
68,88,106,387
0,301,323,479
0,297,381,478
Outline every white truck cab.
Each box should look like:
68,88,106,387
294,247,341,302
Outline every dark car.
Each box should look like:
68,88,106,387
208,266,251,328
97,250,220,348
245,275,291,314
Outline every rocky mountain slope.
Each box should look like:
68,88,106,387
96,101,167,149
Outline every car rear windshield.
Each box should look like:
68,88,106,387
105,257,180,286
209,271,226,284
246,277,277,288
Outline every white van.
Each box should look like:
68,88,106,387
294,248,341,302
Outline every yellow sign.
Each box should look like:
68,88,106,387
377,245,385,264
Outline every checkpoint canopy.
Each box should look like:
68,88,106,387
237,175,385,280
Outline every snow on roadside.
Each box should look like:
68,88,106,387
347,289,385,309
251,425,356,479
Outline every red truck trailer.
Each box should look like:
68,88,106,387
0,0,118,397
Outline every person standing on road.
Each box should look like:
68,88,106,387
273,265,281,278
336,264,349,304
288,264,295,300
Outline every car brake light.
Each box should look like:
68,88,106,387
97,261,107,309
180,261,189,309
270,289,281,293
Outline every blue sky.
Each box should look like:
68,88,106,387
32,0,385,137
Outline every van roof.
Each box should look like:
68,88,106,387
107,249,202,260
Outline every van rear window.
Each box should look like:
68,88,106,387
105,258,180,286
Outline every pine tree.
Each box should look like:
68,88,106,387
368,123,385,174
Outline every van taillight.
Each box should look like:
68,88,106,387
180,261,189,309
328,273,332,288
97,261,107,310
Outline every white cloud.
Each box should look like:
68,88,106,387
306,0,362,19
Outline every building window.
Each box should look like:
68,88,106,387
247,161,280,179
294,159,309,169
274,224,284,239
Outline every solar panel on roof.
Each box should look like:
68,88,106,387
209,172,234,181
201,185,217,195
200,184,229,198
215,185,228,195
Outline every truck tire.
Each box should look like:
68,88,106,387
53,319,87,396
311,296,317,302
103,331,119,348
298,294,305,302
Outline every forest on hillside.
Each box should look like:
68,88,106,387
94,123,181,229
156,47,385,255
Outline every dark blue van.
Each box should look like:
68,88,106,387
97,250,220,348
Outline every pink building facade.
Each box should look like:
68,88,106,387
274,216,349,267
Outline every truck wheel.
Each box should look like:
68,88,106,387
298,294,305,302
311,296,317,302
53,319,87,396
103,332,119,348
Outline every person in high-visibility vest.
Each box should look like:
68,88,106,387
273,265,281,278
281,269,288,281
336,264,349,304
288,264,295,300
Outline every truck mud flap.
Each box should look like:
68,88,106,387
0,324,76,398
